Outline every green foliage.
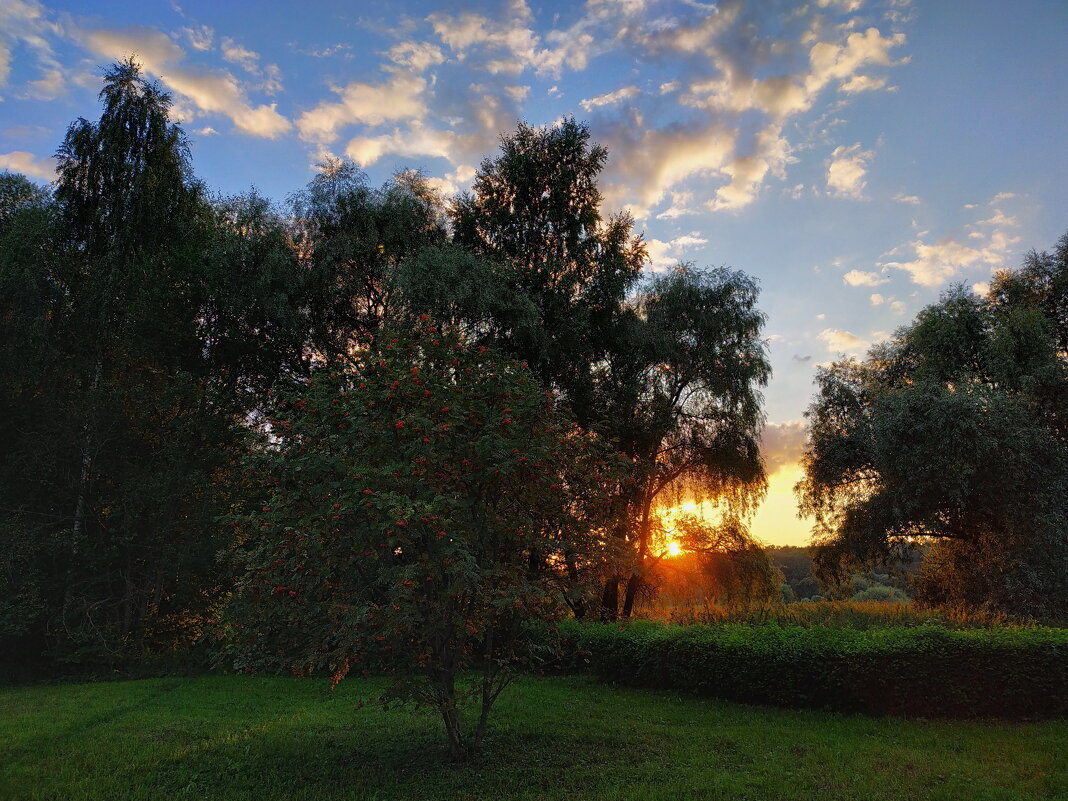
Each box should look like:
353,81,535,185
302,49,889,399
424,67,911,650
597,266,772,618
552,619,1068,718
223,324,621,759
798,238,1068,617
452,117,646,425
0,61,304,669
291,160,448,362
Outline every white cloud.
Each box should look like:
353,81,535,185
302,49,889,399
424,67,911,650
711,123,794,211
870,293,885,306
0,149,56,180
0,0,63,97
297,73,428,145
194,126,218,136
600,119,735,217
806,27,907,97
646,231,709,271
427,0,593,79
843,269,887,287
977,208,1017,227
387,41,445,72
580,85,640,111
882,202,1021,287
883,236,1013,287
890,300,906,315
972,281,990,296
893,192,920,205
818,328,866,354
182,25,214,52
826,142,872,198
79,27,291,138
220,37,260,73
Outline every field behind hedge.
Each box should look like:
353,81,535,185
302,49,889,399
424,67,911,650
3,674,1067,801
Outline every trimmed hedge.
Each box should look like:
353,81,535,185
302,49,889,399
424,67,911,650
547,620,1068,719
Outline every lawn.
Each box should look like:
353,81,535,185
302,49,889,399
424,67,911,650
1,674,1064,801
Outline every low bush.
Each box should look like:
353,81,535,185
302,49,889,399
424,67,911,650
549,619,1068,719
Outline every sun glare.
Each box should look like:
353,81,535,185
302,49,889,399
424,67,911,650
666,541,682,557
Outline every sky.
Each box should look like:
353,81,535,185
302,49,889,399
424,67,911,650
1,0,1066,545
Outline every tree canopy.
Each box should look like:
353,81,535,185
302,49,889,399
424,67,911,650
797,245,1068,617
224,323,620,759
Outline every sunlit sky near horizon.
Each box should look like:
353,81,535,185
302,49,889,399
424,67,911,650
2,0,1065,545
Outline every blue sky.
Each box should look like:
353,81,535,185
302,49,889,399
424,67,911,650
2,0,1065,544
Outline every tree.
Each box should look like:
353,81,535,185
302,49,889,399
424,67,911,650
223,323,620,760
451,123,770,618
0,60,305,666
640,515,782,612
989,232,1068,358
290,160,448,364
452,118,646,426
596,266,771,619
797,242,1068,617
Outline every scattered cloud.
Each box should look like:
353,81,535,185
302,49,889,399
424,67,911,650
77,26,291,138
880,199,1021,287
0,149,56,180
297,73,429,145
818,328,866,354
221,37,260,73
843,269,888,287
870,293,885,306
972,281,990,296
826,142,873,198
580,85,640,112
182,24,214,52
0,0,64,98
893,192,920,205
646,231,709,270
761,420,808,475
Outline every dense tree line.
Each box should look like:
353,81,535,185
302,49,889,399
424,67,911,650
0,62,773,682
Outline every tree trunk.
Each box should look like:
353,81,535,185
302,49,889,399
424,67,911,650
473,627,495,756
564,552,586,619
600,576,619,621
620,573,642,619
621,492,654,619
438,676,467,761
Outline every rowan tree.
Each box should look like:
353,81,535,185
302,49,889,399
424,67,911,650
223,322,621,760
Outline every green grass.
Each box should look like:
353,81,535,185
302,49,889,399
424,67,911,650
1,674,1064,801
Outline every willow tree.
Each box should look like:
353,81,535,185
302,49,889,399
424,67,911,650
797,244,1068,616
597,266,771,618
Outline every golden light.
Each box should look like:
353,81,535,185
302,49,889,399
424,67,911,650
666,541,682,557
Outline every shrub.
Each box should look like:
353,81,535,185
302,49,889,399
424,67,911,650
550,619,1068,718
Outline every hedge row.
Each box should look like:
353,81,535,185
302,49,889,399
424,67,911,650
545,620,1068,719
